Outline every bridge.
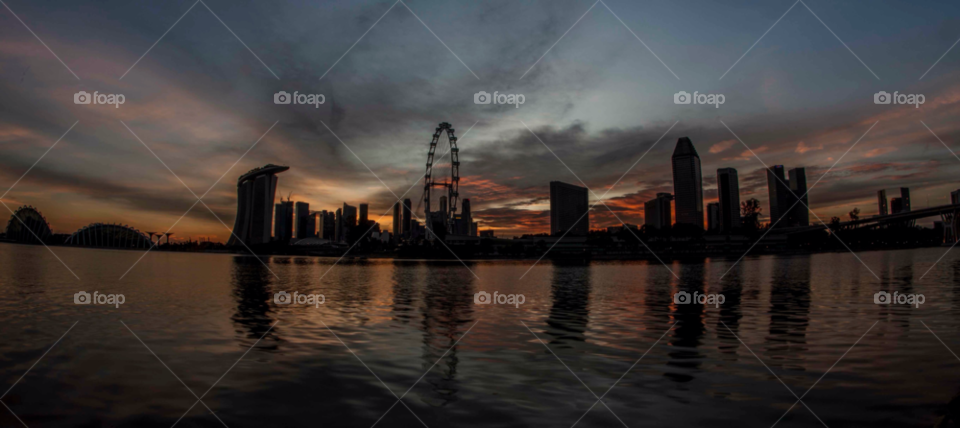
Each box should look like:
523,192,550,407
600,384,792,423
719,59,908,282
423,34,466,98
772,202,960,243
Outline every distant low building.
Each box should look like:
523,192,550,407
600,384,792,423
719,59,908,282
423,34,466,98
644,193,673,229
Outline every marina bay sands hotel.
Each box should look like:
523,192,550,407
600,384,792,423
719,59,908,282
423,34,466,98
227,164,289,246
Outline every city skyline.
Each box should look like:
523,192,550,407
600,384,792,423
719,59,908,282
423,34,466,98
3,0,960,241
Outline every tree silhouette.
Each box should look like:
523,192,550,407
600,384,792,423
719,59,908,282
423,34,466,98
741,198,762,231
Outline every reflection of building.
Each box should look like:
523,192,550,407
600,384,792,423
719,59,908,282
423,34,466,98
547,265,591,345
644,193,673,229
717,168,741,232
707,202,720,231
229,164,288,246
672,137,703,228
878,190,888,216
550,181,589,236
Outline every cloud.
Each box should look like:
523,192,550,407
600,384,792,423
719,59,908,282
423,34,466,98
863,147,898,158
795,141,823,154
709,139,736,153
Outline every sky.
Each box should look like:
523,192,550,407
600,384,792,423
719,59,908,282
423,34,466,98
2,0,960,241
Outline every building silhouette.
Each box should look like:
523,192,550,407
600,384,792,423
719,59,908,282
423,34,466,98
900,187,911,212
644,193,673,229
402,198,412,239
274,199,293,242
392,202,401,242
359,203,369,227
228,164,288,246
295,202,310,239
319,210,334,240
717,168,741,232
672,137,703,228
767,166,808,227
334,208,342,242
549,181,589,236
789,168,809,226
878,189,888,215
891,197,904,214
707,202,720,231
341,203,357,242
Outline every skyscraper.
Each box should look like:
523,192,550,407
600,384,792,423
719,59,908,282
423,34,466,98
671,137,703,228
295,202,310,239
335,208,342,242
392,202,401,242
707,202,721,231
550,181,589,236
229,164,288,246
402,198,412,238
342,203,357,242
644,193,673,229
461,198,473,236
900,187,911,212
767,165,789,226
878,190,888,215
359,203,369,227
716,168,741,232
788,168,809,226
274,199,293,242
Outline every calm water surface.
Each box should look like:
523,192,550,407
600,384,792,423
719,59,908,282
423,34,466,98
1,243,959,427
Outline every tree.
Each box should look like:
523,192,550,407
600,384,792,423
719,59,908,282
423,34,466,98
829,216,842,231
849,207,860,222
741,198,762,231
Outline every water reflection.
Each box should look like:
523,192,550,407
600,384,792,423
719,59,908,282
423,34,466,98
546,264,592,347
666,262,706,383
418,263,476,406
765,256,811,371
392,262,420,325
717,262,744,357
230,257,279,349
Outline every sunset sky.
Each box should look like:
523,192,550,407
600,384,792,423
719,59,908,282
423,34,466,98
2,0,960,241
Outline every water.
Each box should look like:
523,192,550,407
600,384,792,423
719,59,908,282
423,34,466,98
1,243,959,427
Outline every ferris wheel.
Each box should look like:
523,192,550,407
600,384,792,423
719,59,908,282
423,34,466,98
421,122,460,234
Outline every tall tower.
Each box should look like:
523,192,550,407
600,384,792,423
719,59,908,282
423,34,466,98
900,187,911,212
461,198,472,236
671,137,703,228
402,198,412,238
716,168,741,232
229,164,288,246
295,202,310,239
359,203,369,227
392,202,401,241
767,165,789,226
788,168,809,226
878,189,888,215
